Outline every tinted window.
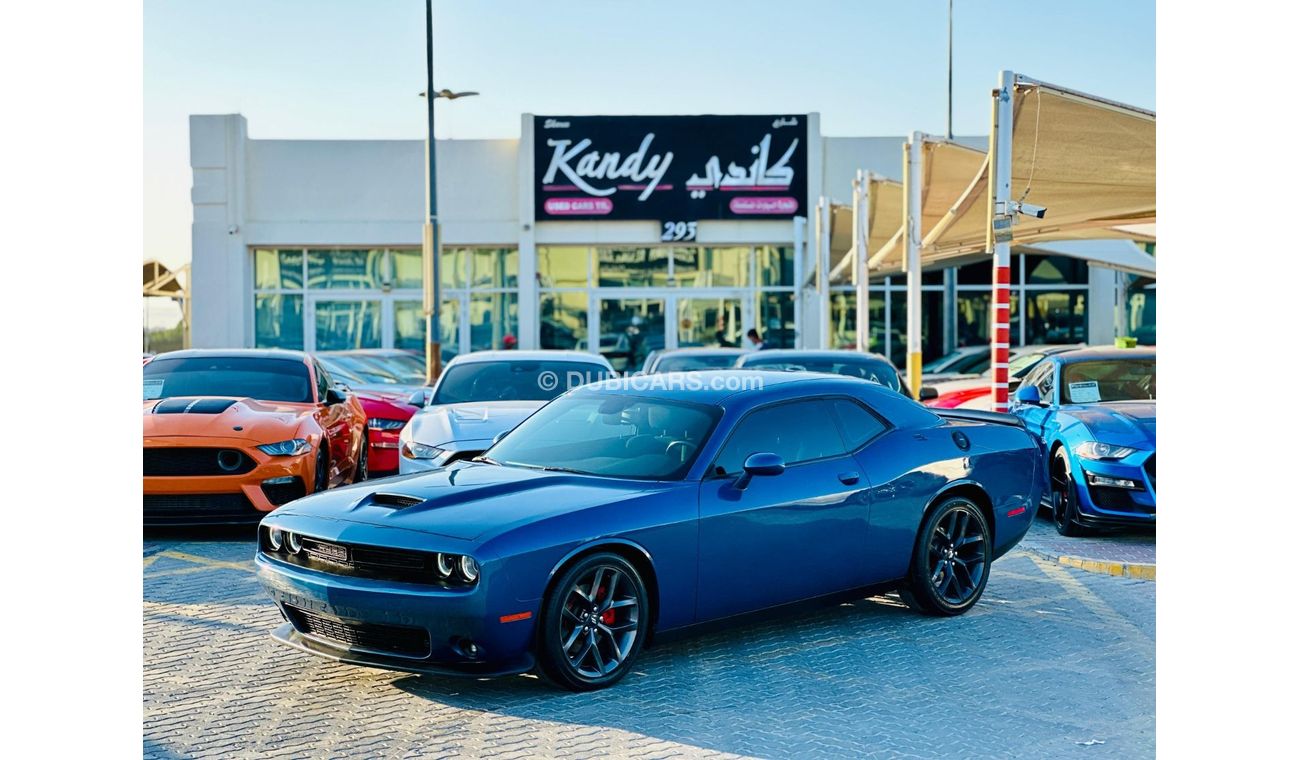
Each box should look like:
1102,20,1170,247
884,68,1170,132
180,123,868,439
654,354,741,373
1034,363,1056,400
143,357,312,403
743,355,901,392
714,400,845,475
312,361,330,400
432,361,613,405
1061,360,1156,403
830,399,888,450
488,395,719,480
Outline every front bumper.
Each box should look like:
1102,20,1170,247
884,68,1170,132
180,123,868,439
144,439,314,524
367,428,401,475
1073,454,1156,525
256,551,537,678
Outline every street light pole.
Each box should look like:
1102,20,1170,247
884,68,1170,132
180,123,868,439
947,0,954,140
422,0,442,385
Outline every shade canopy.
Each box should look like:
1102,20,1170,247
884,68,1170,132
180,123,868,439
144,259,186,297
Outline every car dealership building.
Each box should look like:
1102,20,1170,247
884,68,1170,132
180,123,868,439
189,113,1155,370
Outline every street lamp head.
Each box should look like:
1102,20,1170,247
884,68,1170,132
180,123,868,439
420,89,480,100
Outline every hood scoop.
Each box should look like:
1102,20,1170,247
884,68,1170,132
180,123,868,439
363,492,427,510
152,397,239,415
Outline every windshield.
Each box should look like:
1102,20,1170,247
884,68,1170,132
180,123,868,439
143,356,313,403
357,353,426,384
654,354,740,373
1061,359,1156,403
315,358,368,387
1007,352,1047,378
743,356,901,392
318,354,405,385
487,394,720,480
432,361,614,405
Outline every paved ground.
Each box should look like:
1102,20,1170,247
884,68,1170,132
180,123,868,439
144,528,1154,759
1021,513,1156,569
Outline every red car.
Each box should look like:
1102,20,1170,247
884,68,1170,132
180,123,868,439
314,355,423,477
924,345,1084,410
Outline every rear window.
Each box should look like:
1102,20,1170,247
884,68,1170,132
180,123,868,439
144,357,312,403
432,361,614,405
744,356,901,392
654,354,740,373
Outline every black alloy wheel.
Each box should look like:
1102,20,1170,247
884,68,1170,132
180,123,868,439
900,496,992,616
538,553,648,691
313,446,329,493
1051,449,1087,537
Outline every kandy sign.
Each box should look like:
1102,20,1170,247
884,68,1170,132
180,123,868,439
534,115,808,222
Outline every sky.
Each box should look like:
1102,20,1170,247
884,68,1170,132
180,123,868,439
144,0,1155,275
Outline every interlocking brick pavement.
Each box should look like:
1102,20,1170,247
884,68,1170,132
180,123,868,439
144,529,1154,759
1021,513,1156,568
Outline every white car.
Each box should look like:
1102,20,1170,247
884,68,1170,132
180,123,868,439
398,350,615,473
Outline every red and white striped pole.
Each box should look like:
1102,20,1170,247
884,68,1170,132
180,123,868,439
989,71,1016,412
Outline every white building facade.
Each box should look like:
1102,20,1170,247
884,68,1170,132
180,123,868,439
190,113,1152,371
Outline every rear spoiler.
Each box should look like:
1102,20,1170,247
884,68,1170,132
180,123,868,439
934,409,1025,428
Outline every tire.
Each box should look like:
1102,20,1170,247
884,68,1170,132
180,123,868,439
536,552,649,691
312,445,329,494
353,433,369,483
1050,449,1089,537
899,495,992,616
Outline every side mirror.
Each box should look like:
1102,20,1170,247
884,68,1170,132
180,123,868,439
919,386,939,402
324,387,348,406
1014,384,1042,406
734,452,786,490
407,388,431,407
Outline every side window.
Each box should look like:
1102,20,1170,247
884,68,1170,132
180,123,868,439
830,398,888,450
713,400,844,475
312,361,331,401
1035,363,1056,401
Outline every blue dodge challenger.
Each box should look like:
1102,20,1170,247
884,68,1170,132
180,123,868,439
257,370,1043,690
1011,347,1156,535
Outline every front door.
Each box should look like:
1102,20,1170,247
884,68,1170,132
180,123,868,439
696,399,872,620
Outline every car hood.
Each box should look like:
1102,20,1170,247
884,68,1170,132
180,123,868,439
405,400,545,447
1064,401,1156,449
143,396,312,445
271,461,658,541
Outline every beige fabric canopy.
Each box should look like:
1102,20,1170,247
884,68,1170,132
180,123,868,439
827,175,902,285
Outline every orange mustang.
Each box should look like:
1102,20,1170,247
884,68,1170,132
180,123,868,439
143,349,368,525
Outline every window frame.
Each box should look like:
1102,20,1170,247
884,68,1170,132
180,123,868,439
707,396,889,478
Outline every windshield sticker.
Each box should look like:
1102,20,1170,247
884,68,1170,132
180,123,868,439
1068,380,1100,403
143,378,164,400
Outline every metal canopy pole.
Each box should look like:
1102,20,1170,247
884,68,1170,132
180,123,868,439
854,170,871,352
815,197,831,349
988,70,1016,412
422,0,443,385
903,132,924,397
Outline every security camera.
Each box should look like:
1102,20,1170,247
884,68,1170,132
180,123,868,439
1013,202,1047,219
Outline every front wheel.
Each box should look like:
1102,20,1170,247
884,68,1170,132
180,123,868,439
353,433,369,483
900,496,992,616
536,553,648,691
1051,449,1089,537
312,446,329,494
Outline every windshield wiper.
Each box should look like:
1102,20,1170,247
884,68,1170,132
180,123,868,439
471,455,502,466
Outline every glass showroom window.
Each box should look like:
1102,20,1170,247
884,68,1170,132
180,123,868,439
827,289,886,353
252,246,517,354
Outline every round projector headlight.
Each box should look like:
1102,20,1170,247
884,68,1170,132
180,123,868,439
286,532,302,554
459,555,480,583
435,553,455,578
268,528,284,550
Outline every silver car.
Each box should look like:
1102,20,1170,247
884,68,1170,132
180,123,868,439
398,350,615,473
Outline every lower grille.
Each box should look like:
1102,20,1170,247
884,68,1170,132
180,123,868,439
285,605,431,658
1086,486,1155,515
261,477,307,506
1143,454,1156,493
144,447,255,476
143,493,262,525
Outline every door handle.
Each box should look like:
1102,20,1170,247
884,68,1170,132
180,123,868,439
838,472,860,485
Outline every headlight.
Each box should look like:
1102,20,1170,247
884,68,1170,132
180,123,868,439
459,555,480,583
436,552,455,578
368,418,406,431
267,527,284,550
401,441,443,460
257,438,312,456
286,532,302,554
1074,441,1138,461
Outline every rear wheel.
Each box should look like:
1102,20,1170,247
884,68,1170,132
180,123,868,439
1051,449,1089,537
537,553,648,691
900,496,992,616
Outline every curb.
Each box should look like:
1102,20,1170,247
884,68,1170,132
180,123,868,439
1024,547,1156,581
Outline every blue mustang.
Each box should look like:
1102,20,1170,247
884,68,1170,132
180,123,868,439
1010,347,1156,536
257,370,1043,690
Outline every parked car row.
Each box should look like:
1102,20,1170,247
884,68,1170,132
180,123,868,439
142,341,1152,689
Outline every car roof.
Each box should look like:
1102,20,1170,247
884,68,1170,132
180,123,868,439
570,369,885,404
1053,346,1157,363
739,349,896,365
445,350,614,368
151,348,309,363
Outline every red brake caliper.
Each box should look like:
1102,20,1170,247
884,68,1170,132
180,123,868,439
596,586,615,625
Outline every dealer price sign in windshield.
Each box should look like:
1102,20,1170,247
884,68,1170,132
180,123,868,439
534,115,808,224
